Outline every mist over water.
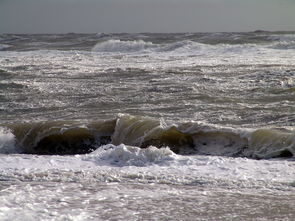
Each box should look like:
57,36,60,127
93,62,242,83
0,32,295,220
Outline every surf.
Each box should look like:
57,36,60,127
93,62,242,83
1,115,294,159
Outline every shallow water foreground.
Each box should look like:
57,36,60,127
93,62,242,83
1,181,295,221
0,149,295,220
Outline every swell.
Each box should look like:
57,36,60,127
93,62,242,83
1,115,294,159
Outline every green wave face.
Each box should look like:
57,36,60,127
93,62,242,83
2,115,294,159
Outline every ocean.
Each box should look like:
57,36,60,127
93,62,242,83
0,32,294,220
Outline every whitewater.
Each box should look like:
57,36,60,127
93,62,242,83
0,32,295,220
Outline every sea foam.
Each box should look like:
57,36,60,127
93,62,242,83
86,144,176,166
0,127,20,154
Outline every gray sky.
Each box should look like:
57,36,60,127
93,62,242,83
0,0,295,33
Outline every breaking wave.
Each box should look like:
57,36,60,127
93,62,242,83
91,35,295,55
91,39,270,55
267,34,295,50
91,39,219,54
1,115,294,159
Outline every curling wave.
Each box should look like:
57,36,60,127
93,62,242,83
1,115,294,159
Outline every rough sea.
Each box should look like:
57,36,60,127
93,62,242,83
0,32,295,220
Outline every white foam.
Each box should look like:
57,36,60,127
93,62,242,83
92,39,155,53
0,127,20,154
86,144,176,166
0,143,294,186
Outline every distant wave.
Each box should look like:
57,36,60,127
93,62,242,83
2,32,295,52
92,39,155,52
156,40,206,52
1,115,294,159
270,41,295,50
91,39,273,55
91,39,212,54
267,34,295,50
268,34,295,42
0,44,10,51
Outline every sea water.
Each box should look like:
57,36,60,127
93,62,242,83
0,32,295,220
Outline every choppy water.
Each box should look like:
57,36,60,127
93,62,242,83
0,32,295,220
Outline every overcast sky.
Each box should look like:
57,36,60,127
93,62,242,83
0,0,295,33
